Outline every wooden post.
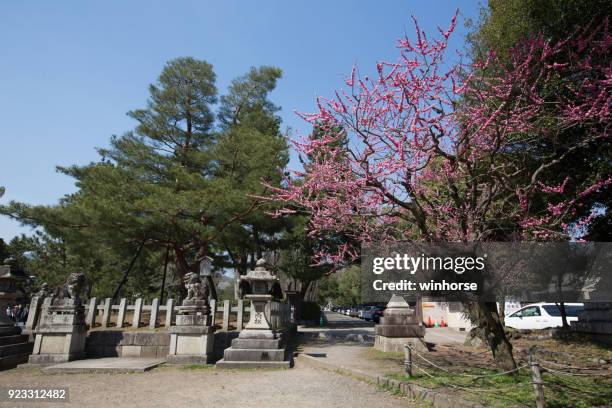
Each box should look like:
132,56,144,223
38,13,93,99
210,299,216,326
116,298,127,328
101,298,112,328
149,298,159,329
236,299,244,331
222,300,230,331
165,298,174,328
416,296,423,326
529,354,545,408
85,297,98,327
132,298,143,328
403,344,413,377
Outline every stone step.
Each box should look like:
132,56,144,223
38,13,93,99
230,338,283,350
0,326,21,336
216,359,291,369
0,334,29,346
0,353,30,370
375,325,425,337
0,342,33,358
223,348,286,362
380,315,417,325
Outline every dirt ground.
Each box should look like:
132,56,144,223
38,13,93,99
0,362,423,408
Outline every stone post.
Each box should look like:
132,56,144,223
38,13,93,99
149,298,159,329
101,298,112,328
165,298,174,328
132,298,143,328
116,298,127,328
222,300,230,331
24,296,42,335
210,299,216,326
85,297,98,328
236,299,244,331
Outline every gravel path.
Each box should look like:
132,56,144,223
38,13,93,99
0,362,421,408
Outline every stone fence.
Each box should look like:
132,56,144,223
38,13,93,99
26,296,293,334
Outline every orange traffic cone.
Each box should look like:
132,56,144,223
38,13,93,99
440,318,446,327
427,316,433,327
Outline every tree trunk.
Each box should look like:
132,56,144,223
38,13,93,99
159,246,170,303
498,301,506,326
556,302,569,329
112,238,147,301
466,301,517,373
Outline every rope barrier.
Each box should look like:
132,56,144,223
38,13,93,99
535,354,610,371
545,371,612,398
540,364,612,377
405,343,527,378
410,361,531,393
401,342,609,407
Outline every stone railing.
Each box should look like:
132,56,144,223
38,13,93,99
26,296,294,333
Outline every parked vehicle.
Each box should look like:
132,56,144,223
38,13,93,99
504,303,584,330
362,306,385,322
359,306,374,319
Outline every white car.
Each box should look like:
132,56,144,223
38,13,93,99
504,303,584,330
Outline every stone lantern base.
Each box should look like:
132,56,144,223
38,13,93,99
217,297,290,368
167,300,215,364
374,295,428,353
28,299,87,365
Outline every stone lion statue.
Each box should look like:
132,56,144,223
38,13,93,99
183,272,209,300
54,272,87,301
35,282,50,298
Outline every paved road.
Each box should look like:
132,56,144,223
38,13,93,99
307,311,467,345
0,363,418,408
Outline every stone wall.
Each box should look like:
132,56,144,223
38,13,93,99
86,331,170,359
86,330,240,360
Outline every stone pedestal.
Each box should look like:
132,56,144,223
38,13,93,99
374,295,428,353
167,299,215,364
571,302,612,344
28,298,87,365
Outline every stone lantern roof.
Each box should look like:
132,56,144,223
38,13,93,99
241,258,279,283
0,258,28,280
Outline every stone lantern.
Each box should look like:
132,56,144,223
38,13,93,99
239,258,283,338
217,259,290,368
0,258,28,315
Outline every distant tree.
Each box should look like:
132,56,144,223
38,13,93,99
315,266,361,306
275,216,329,301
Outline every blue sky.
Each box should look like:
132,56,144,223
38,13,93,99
0,1,480,241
